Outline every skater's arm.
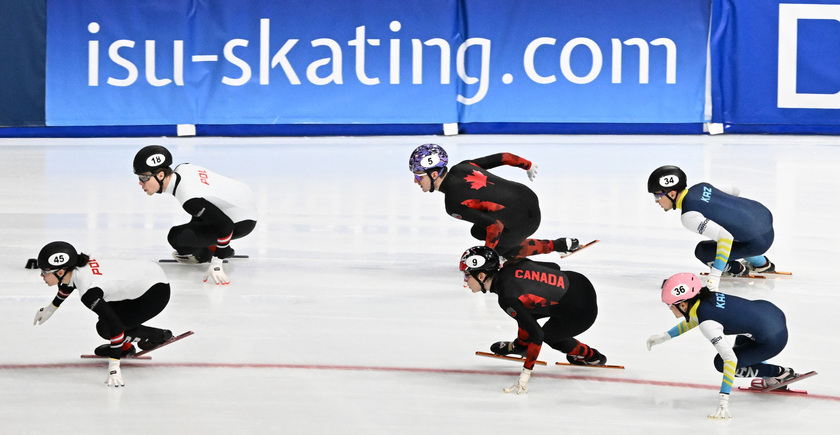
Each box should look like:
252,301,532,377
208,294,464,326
699,320,738,394
34,284,76,325
52,284,74,307
501,298,544,370
80,288,127,360
681,211,735,273
666,302,701,338
716,185,741,197
469,153,532,171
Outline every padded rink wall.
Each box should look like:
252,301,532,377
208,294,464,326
2,0,840,136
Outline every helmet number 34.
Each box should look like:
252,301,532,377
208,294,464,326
659,175,680,188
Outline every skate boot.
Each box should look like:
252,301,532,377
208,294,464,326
490,340,528,358
722,260,751,277
751,367,796,389
552,238,580,254
172,248,213,264
566,347,607,366
172,251,200,264
94,343,136,358
749,258,776,274
138,329,173,351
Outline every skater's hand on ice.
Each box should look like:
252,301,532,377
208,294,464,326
526,165,538,182
646,332,671,350
204,258,230,285
708,393,731,420
503,368,531,395
33,304,57,325
105,359,124,387
705,268,722,291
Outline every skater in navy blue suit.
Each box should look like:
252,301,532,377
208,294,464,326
647,273,798,419
647,165,777,290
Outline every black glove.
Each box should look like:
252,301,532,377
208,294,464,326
490,340,528,357
554,238,580,253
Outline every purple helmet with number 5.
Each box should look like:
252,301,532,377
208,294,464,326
660,272,702,305
409,144,448,173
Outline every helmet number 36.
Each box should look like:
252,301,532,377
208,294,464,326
671,284,688,297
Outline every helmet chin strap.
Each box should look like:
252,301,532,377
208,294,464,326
426,170,437,193
477,273,490,293
426,167,446,193
53,268,70,285
668,190,678,210
676,301,690,319
154,171,165,194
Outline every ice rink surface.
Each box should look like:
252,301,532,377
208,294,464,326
1,134,838,434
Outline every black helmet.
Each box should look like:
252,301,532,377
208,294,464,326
37,241,78,272
459,246,500,274
133,145,173,174
647,165,687,193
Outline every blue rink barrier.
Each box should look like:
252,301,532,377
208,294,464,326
0,123,705,138
6,0,840,136
711,0,840,130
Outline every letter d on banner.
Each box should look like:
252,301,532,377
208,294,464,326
778,4,840,108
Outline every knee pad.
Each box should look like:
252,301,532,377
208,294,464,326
470,225,486,240
713,355,724,373
95,321,110,340
233,220,257,239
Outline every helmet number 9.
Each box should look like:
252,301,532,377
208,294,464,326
466,255,485,268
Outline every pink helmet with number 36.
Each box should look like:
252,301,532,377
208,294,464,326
660,272,702,305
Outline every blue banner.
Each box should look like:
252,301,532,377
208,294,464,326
459,0,710,124
713,0,840,126
46,0,710,126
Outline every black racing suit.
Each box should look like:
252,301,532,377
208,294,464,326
489,259,599,370
438,153,550,258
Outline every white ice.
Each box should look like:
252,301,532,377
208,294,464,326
1,134,838,434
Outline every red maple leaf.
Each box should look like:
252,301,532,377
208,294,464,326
519,294,551,308
464,170,492,190
460,199,505,212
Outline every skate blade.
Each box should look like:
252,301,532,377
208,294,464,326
475,351,547,366
555,361,625,369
